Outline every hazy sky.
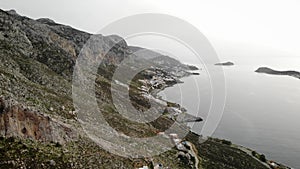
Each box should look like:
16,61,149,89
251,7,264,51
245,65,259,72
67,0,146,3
1,0,300,66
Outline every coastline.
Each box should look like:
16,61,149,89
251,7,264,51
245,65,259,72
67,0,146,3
144,67,291,169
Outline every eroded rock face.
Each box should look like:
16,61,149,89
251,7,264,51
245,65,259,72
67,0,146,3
0,97,76,143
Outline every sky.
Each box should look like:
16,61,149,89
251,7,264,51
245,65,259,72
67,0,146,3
1,0,300,67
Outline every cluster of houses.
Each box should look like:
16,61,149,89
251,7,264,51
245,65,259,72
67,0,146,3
267,161,292,169
140,68,177,90
169,133,190,151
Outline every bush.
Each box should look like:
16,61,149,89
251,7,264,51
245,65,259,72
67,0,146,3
221,139,232,146
55,142,62,147
6,137,15,142
259,154,266,162
252,151,267,163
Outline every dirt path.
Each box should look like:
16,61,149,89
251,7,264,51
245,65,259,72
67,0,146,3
186,141,200,169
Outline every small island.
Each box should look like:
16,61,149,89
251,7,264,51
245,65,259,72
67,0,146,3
215,61,234,66
255,67,300,79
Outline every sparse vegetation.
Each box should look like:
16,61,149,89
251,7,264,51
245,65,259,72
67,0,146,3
0,8,290,169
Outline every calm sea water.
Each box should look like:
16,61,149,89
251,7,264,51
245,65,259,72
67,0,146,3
158,58,300,168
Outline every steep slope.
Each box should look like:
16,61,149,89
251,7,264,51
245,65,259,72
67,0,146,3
0,9,288,169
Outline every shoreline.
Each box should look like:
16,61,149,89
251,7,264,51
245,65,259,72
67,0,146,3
145,67,291,169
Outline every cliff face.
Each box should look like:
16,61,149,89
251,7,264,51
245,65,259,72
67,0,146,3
0,98,76,143
0,98,52,141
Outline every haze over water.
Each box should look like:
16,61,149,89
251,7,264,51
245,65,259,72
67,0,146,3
158,57,300,168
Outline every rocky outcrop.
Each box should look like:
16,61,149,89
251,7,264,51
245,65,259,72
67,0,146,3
256,67,300,79
0,97,77,144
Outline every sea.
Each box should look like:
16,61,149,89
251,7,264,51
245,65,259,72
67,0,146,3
158,57,300,168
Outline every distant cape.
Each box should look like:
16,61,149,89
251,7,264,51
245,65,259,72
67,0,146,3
255,67,300,79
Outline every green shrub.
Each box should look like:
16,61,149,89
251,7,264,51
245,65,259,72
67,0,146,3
221,139,232,146
55,142,62,147
259,154,266,162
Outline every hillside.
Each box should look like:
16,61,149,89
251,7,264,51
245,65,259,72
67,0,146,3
0,9,289,169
